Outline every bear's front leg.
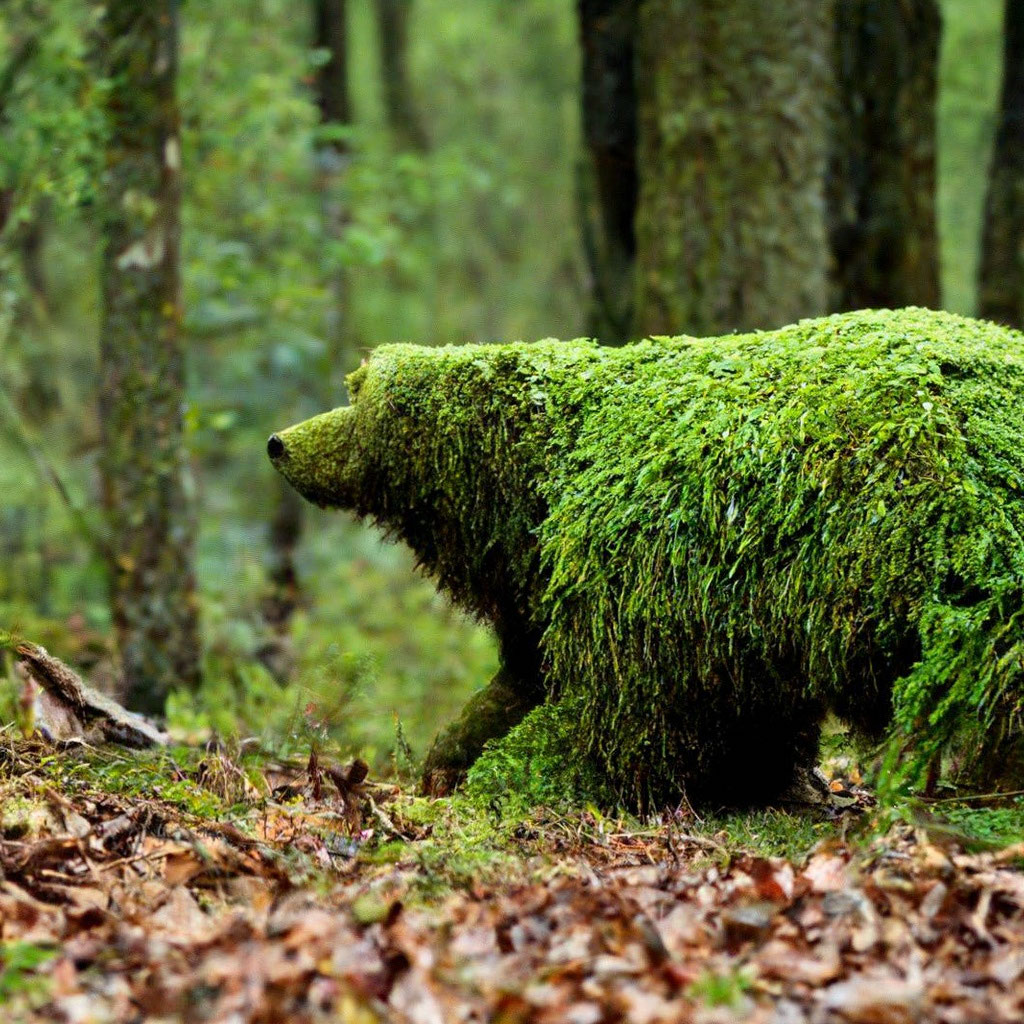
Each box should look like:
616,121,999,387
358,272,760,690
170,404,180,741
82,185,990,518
421,631,544,796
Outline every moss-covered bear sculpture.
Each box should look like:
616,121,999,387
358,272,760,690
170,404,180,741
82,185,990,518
269,308,1024,809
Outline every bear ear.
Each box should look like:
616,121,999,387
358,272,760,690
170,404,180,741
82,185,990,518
346,363,369,401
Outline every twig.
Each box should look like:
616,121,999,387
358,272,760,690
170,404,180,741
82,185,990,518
921,788,1024,805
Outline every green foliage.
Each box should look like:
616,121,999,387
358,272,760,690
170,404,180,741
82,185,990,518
0,1,101,266
275,308,1024,809
695,810,831,862
934,796,1024,849
2,0,583,762
170,524,497,766
0,942,56,1007
373,794,523,899
19,746,235,819
688,968,754,1010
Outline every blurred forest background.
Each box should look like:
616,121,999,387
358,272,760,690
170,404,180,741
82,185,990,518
0,0,1015,773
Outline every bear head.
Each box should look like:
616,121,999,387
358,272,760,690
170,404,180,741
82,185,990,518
267,339,604,622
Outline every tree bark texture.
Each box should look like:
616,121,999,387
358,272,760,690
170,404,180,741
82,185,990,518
578,0,638,344
314,0,351,130
979,0,1024,325
827,0,941,313
374,0,428,151
633,0,832,337
97,0,200,713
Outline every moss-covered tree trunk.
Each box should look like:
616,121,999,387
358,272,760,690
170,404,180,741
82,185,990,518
827,0,941,312
578,0,638,344
374,0,428,151
633,0,832,337
97,0,200,712
979,0,1024,326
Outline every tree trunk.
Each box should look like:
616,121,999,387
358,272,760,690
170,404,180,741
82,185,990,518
374,0,428,151
258,476,303,682
314,0,351,131
260,0,356,678
96,0,200,713
577,0,638,344
979,0,1024,325
312,0,353,376
633,0,832,337
827,0,941,313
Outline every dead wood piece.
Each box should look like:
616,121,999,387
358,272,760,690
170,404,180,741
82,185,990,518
16,641,167,748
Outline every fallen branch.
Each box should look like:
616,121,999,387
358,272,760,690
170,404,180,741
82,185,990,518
13,639,167,748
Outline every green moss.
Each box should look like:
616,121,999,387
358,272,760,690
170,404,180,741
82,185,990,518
696,810,832,862
465,698,611,811
0,942,57,1009
0,795,55,840
272,308,1024,809
11,745,240,820
376,794,523,899
930,796,1024,850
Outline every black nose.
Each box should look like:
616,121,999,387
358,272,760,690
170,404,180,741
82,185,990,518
267,434,286,459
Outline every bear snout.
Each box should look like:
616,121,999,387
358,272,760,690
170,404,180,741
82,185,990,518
267,434,286,460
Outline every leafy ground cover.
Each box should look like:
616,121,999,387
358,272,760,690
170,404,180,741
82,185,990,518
1,736,1022,1023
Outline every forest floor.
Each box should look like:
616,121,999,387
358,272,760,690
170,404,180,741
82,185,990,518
1,737,1023,1024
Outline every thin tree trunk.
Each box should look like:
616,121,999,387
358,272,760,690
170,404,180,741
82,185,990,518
979,0,1024,325
313,0,353,377
96,0,200,712
578,0,638,344
261,0,356,678
314,0,351,131
633,0,832,338
827,0,941,312
374,0,428,151
258,476,304,682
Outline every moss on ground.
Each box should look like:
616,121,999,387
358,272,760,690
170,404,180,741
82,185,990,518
2,733,1021,892
273,308,1024,810
0,741,254,821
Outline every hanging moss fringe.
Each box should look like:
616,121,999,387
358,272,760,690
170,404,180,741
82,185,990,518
272,308,1024,809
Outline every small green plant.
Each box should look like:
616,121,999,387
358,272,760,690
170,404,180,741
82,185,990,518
687,967,754,1009
695,809,832,862
391,715,418,783
0,941,57,1005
